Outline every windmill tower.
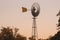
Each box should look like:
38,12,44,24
22,2,40,40
31,3,40,40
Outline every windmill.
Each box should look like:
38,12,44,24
22,2,40,40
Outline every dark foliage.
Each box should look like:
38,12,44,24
50,31,60,40
0,27,27,40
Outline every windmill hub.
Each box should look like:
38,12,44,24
31,2,40,17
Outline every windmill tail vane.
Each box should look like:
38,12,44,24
22,7,27,12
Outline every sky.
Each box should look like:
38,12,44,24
0,0,60,39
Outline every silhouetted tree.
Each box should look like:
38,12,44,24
0,27,14,40
15,34,26,40
29,36,33,40
0,26,27,40
50,31,60,40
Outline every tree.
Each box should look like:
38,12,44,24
0,27,14,40
50,31,60,40
0,26,27,40
15,34,26,40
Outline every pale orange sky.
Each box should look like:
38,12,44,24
0,0,60,39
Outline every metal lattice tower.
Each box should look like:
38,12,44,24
22,2,40,40
32,17,38,40
31,3,40,40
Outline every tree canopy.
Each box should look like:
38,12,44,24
0,27,27,40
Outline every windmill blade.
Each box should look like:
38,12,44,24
31,2,40,17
